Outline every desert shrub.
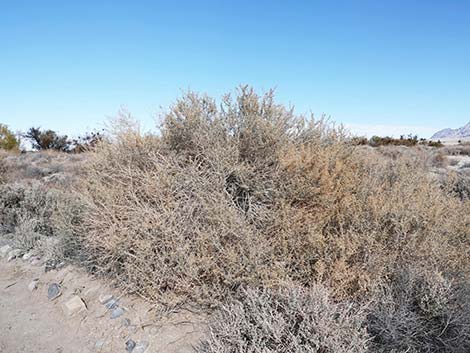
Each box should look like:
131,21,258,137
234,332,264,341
427,139,443,148
0,182,58,242
0,183,26,234
0,124,20,151
444,171,470,201
196,286,369,353
369,134,419,147
0,155,8,184
70,130,104,153
80,87,470,307
24,127,70,151
350,136,368,146
0,151,87,186
0,181,85,260
367,266,470,353
48,190,87,263
443,144,470,156
429,151,449,168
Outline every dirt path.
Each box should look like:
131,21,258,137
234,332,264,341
0,256,205,353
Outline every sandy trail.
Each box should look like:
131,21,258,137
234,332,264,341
0,257,204,353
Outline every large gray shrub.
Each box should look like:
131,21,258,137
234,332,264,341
0,181,85,261
196,285,369,353
367,266,470,353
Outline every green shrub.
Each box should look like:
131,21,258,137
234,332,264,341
369,134,419,147
427,140,443,147
0,124,20,151
24,127,70,151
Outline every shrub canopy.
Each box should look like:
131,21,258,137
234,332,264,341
0,124,20,151
80,87,470,306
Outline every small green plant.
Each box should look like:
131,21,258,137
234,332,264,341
0,124,20,151
427,139,443,147
369,134,419,147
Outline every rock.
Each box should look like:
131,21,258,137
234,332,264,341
122,318,131,327
63,295,87,316
105,298,118,309
28,279,39,291
45,259,58,272
0,245,12,257
94,339,105,350
125,339,136,352
99,294,113,304
22,252,34,261
48,283,61,300
110,307,125,319
30,257,41,266
7,249,22,262
133,341,149,353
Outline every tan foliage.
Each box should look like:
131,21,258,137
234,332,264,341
79,88,470,307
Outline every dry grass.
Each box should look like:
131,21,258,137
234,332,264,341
0,150,87,187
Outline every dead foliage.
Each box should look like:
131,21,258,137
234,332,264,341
79,87,470,307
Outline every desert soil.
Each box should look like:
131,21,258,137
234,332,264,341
0,257,204,353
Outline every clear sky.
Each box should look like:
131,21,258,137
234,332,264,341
1,0,469,138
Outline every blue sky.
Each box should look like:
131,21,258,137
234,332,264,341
1,1,469,138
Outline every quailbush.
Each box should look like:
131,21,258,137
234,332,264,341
80,87,470,306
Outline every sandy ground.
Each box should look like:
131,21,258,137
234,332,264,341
0,256,205,353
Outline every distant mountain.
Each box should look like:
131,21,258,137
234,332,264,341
431,122,470,140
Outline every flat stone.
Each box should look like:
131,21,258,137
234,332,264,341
22,252,34,261
125,339,136,352
63,295,87,316
48,283,61,300
99,294,113,304
7,249,22,262
0,245,12,257
133,341,149,353
95,339,105,350
105,298,118,309
30,257,41,266
28,279,39,291
110,307,125,319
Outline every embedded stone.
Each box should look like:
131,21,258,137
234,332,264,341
7,249,22,262
0,245,12,257
133,341,149,353
28,279,39,291
105,298,118,309
125,339,136,352
63,295,87,316
99,294,113,304
48,283,61,300
110,307,125,319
